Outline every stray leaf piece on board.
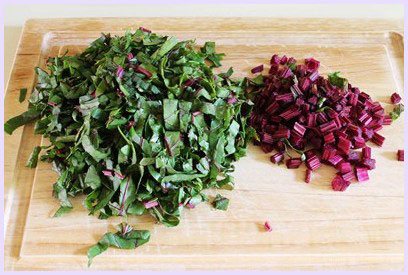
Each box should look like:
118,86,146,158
87,222,150,267
213,194,229,211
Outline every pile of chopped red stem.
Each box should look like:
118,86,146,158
249,54,394,192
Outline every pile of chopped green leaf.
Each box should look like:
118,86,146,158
5,29,255,227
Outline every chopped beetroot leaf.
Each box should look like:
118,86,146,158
250,54,395,192
397,150,404,161
391,92,402,104
332,175,350,192
264,221,273,232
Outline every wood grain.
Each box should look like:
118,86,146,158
4,18,404,271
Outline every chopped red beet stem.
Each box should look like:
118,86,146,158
361,158,376,170
293,122,306,137
135,65,152,78
306,155,321,171
280,55,288,64
383,115,392,125
270,54,280,64
319,120,337,134
251,65,264,74
144,200,159,209
115,172,126,180
391,92,402,104
371,132,385,147
332,175,350,192
355,167,369,182
305,169,312,183
250,54,391,192
102,170,114,177
353,136,365,148
305,57,320,72
338,162,352,173
338,136,351,155
264,221,273,232
397,150,404,161
139,26,152,33
341,171,355,182
362,146,371,159
286,158,302,169
116,66,124,78
270,152,284,163
328,155,343,166
276,93,294,102
127,52,134,61
322,146,337,161
272,128,291,139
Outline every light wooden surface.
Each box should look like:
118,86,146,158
4,18,404,271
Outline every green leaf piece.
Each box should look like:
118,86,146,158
4,108,41,135
213,194,229,211
26,146,41,168
87,223,150,267
390,103,404,121
328,71,348,90
53,206,73,217
19,88,28,103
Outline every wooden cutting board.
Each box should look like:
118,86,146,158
4,18,404,271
